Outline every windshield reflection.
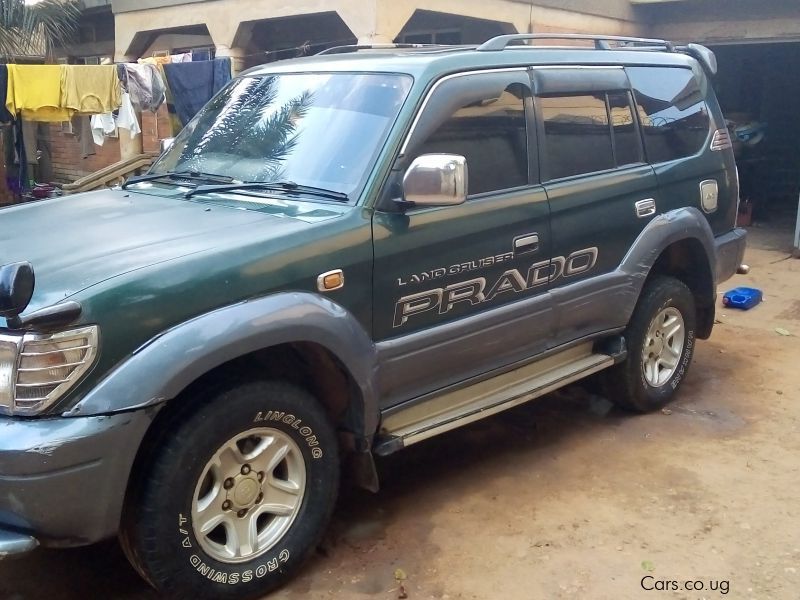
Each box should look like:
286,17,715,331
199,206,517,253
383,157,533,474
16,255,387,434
151,72,413,198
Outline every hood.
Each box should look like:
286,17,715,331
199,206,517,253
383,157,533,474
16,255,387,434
0,188,342,316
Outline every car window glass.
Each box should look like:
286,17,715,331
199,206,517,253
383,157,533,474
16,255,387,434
541,93,613,180
608,91,642,167
413,82,528,196
152,73,412,197
627,66,710,163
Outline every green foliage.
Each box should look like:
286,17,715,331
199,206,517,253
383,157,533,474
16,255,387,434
0,0,80,61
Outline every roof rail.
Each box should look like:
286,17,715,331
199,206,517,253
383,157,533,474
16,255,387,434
317,43,446,55
477,33,675,52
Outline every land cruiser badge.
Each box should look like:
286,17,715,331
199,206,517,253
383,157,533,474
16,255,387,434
394,247,598,327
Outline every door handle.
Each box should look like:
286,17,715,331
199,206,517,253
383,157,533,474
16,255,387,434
635,198,657,218
514,233,540,254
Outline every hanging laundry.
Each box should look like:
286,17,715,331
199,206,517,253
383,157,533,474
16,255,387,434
12,120,27,192
116,92,141,138
5,65,72,122
139,55,172,66
19,120,53,180
21,121,39,166
0,66,13,123
162,58,232,127
158,64,183,137
191,49,213,62
72,115,96,159
61,65,122,115
170,52,193,63
2,123,18,195
90,113,116,146
117,63,166,112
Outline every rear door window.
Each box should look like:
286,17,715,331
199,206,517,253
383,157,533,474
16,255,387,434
539,91,644,181
607,91,642,167
626,66,710,163
540,93,614,180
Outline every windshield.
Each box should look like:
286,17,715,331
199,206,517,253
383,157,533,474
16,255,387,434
151,72,413,198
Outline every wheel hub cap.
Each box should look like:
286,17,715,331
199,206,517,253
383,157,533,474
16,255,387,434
191,427,306,564
642,307,685,387
232,477,260,508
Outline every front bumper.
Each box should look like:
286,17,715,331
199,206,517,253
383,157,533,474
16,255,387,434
715,227,748,284
0,408,157,557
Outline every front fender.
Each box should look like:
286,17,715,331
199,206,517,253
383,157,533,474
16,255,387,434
66,292,380,435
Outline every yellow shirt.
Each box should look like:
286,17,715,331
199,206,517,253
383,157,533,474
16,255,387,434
61,65,122,114
5,64,72,122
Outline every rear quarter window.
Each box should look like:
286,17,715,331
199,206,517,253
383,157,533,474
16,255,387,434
627,66,710,164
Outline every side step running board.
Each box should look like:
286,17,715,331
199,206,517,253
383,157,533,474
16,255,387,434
375,342,615,456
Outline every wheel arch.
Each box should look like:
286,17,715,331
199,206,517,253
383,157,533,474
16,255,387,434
647,237,715,339
620,207,718,339
68,292,380,440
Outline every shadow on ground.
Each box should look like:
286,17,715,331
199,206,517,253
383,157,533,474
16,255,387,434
1,383,633,600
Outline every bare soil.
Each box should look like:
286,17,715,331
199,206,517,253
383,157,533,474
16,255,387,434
3,225,799,600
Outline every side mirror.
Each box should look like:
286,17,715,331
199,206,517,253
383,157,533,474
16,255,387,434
0,262,35,320
402,154,468,208
160,137,175,155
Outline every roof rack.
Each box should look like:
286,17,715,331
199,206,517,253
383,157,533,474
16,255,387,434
477,33,675,52
314,35,717,76
476,34,717,75
317,43,449,56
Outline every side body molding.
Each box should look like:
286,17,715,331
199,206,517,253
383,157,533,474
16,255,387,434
66,293,380,435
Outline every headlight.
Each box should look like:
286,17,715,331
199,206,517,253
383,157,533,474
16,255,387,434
0,325,99,416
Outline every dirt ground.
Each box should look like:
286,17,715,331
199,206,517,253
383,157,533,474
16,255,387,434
3,225,799,600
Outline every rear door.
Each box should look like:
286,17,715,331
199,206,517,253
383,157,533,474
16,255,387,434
532,67,659,346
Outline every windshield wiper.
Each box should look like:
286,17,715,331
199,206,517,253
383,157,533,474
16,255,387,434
184,180,349,202
122,170,234,189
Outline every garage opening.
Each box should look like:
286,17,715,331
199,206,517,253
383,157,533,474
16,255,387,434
127,24,214,61
238,12,357,70
394,10,516,46
711,41,800,240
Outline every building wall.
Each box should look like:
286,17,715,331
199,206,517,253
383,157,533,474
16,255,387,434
642,0,800,43
48,125,121,183
113,0,642,61
46,108,169,184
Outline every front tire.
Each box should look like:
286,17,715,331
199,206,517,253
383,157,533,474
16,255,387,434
605,276,697,412
120,381,339,600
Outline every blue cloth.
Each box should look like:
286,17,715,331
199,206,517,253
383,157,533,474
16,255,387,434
0,65,14,123
162,58,232,127
14,118,27,192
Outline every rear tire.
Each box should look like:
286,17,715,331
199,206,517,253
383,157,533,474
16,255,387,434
120,380,339,600
604,276,696,412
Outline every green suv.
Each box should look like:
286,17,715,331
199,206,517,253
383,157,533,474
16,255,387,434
0,34,746,599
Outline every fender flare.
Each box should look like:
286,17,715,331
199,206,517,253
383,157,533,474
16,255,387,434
66,292,380,436
618,206,717,322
